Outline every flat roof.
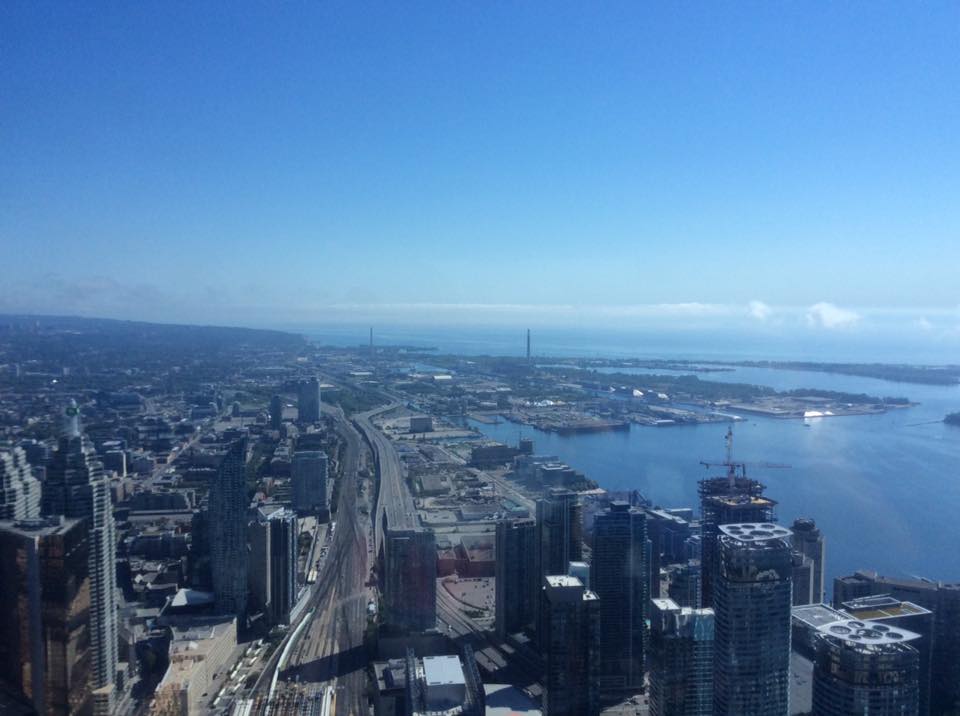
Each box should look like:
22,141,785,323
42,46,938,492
792,603,846,629
719,522,791,542
841,595,932,620
422,655,464,686
818,619,920,646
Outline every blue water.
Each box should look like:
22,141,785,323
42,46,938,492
470,366,960,594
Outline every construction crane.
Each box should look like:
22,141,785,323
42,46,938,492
700,426,790,487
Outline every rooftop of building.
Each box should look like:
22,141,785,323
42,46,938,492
422,655,465,688
818,619,920,647
483,684,541,715
719,522,791,542
0,515,81,537
841,594,931,620
792,603,847,630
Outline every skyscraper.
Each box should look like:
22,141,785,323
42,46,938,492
713,523,792,716
790,518,825,604
698,475,776,608
649,598,714,716
291,449,328,517
249,506,299,625
792,550,815,605
297,377,322,424
384,528,437,632
812,619,920,715
269,394,283,430
0,446,41,520
41,401,119,702
0,516,91,715
209,439,248,619
495,517,537,638
540,575,600,716
534,489,582,636
591,501,647,695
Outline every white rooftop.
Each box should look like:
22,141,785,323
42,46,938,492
422,656,465,687
719,522,791,542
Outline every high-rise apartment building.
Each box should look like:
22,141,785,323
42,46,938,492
790,518,825,604
534,489,582,636
698,475,776,608
649,598,714,716
209,440,248,619
269,394,283,430
0,516,91,715
495,517,537,638
812,619,920,715
0,446,41,520
842,595,934,716
384,528,437,632
591,501,647,695
540,575,600,716
713,523,792,716
41,401,119,704
833,569,960,714
792,550,815,605
297,378,322,424
249,507,299,625
291,450,328,517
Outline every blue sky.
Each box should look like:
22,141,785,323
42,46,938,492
2,3,959,346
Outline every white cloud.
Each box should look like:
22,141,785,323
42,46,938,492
805,302,860,329
916,317,934,331
747,300,772,320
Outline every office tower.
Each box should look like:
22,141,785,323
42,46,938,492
649,598,714,716
812,619,920,715
291,450,328,516
842,595,934,716
698,474,776,608
495,517,537,638
713,523,792,716
646,508,694,600
249,507,299,625
591,501,647,695
540,575,600,716
534,489,582,636
297,377,322,424
668,559,702,608
832,570,960,714
792,550,815,605
0,446,41,519
0,516,91,715
384,528,437,632
269,394,283,430
790,518,825,603
41,401,119,701
209,440,248,619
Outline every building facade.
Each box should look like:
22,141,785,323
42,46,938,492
0,516,91,715
534,489,582,638
540,575,600,716
495,517,537,638
591,501,647,695
384,528,437,632
297,378,322,424
291,450,328,517
790,518,825,604
0,446,41,520
209,440,248,619
649,598,714,716
713,523,792,716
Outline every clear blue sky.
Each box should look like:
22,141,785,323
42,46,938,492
2,3,959,342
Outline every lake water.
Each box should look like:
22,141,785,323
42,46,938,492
470,365,960,596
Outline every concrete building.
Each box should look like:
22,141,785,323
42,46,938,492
41,401,119,706
792,550,815,605
591,501,647,696
540,575,600,716
291,450,328,517
209,440,248,620
649,598,714,716
0,447,41,520
842,595,933,716
698,475,776,608
297,377,322,424
404,648,484,716
667,559,701,608
495,517,537,638
384,528,437,632
0,516,91,715
812,619,920,716
790,518,825,604
713,523,792,716
409,416,433,434
645,507,693,599
151,617,237,716
832,569,960,714
534,489,582,638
